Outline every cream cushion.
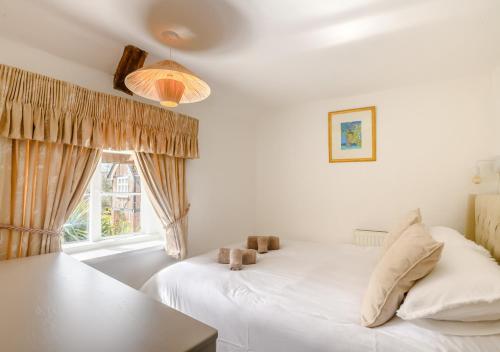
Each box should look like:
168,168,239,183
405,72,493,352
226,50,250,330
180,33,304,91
361,223,443,327
397,226,500,323
381,208,422,254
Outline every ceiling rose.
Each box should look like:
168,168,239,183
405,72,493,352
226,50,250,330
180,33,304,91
125,59,210,107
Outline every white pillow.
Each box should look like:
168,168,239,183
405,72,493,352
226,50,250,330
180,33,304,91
428,226,491,255
408,318,500,336
397,226,500,322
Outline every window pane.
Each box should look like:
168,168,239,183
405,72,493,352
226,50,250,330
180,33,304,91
101,194,141,237
101,162,114,193
62,194,89,243
100,153,140,194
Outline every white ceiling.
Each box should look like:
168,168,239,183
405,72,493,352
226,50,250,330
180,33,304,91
0,0,499,108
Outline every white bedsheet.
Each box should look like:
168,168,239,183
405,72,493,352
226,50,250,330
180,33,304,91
142,240,500,352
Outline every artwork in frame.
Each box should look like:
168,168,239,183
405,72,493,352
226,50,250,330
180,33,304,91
328,106,376,163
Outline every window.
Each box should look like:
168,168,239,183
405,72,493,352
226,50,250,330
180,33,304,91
62,151,161,247
116,176,129,193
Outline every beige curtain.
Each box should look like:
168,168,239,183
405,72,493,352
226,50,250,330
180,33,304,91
0,64,198,260
134,152,189,259
0,64,199,158
0,137,101,260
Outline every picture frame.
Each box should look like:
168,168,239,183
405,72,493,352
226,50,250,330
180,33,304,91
328,106,376,163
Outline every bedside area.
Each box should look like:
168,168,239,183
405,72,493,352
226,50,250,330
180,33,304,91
0,253,217,352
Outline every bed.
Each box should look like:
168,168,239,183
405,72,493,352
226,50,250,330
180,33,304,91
142,227,500,352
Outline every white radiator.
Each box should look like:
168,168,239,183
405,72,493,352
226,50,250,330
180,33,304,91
353,229,388,247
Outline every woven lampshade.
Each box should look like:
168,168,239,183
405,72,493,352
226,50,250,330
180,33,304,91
125,59,210,106
155,79,185,107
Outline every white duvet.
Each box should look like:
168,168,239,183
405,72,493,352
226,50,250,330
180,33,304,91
142,239,500,352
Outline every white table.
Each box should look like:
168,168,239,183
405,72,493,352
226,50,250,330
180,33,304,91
0,253,217,352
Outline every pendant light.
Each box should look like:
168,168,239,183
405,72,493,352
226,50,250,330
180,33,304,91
125,46,210,107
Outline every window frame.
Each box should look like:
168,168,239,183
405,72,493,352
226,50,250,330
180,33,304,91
62,150,161,254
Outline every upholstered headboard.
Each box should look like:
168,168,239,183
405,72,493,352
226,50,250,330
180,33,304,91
475,194,500,262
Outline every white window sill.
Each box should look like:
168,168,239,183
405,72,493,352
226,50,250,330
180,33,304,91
63,234,163,261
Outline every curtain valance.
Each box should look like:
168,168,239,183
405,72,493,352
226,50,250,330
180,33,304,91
0,64,199,158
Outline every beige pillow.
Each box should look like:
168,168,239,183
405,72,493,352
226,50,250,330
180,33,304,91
381,208,422,254
361,223,443,327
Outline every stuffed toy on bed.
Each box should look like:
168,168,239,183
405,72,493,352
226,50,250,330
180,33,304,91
247,235,280,253
217,235,280,270
217,248,257,270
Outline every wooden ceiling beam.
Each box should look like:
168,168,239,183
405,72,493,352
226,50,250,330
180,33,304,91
113,45,148,95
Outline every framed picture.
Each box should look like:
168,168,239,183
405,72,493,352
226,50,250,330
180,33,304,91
328,106,376,163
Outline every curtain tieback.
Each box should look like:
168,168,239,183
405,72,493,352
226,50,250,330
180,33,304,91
0,224,61,237
165,204,191,231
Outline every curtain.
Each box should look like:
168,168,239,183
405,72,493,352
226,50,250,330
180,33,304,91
0,64,198,260
134,152,189,259
0,137,101,260
0,64,199,158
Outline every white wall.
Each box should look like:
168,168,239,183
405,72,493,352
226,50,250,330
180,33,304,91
177,93,256,256
255,74,495,244
0,36,256,284
492,66,500,152
0,37,125,98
